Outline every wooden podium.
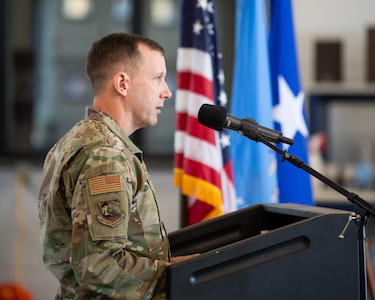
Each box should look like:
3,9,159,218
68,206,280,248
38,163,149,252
167,204,361,300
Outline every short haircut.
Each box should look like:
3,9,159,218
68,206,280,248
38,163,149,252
85,32,165,94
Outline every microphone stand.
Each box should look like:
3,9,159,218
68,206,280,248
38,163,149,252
246,132,375,300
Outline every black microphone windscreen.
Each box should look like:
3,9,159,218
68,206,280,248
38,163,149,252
198,104,227,131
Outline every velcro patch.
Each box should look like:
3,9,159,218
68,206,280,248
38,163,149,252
97,199,125,227
88,174,123,195
141,164,148,174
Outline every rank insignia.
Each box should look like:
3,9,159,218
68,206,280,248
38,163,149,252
97,199,125,227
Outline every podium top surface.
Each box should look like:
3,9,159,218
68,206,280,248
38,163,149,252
263,203,352,216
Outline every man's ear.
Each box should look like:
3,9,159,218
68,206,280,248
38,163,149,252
114,72,130,96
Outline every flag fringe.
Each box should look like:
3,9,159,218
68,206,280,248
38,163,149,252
174,168,223,219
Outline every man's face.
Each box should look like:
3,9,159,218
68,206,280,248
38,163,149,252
126,44,172,130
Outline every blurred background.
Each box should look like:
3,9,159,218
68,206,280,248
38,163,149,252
1,0,375,298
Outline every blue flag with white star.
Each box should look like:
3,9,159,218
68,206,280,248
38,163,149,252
269,0,314,205
230,0,279,208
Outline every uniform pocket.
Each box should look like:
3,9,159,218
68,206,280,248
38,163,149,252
82,171,130,242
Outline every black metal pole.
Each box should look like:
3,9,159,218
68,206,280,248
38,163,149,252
0,0,6,156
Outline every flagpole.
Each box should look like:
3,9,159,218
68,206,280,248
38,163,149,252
253,133,372,300
179,193,188,228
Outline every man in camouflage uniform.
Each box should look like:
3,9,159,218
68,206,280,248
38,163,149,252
38,33,194,299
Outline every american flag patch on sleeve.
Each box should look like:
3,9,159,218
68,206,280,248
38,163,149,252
88,174,123,195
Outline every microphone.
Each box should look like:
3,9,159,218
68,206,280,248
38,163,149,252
198,104,294,145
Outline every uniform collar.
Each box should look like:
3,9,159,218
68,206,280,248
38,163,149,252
85,106,143,158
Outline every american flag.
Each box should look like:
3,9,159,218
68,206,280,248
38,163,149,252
174,0,237,225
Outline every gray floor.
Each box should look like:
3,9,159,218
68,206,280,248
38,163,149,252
0,161,180,299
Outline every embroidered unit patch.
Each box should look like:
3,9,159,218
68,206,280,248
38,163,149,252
97,199,125,227
88,174,123,195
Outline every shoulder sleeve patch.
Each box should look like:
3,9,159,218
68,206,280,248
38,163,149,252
97,199,125,227
88,174,123,195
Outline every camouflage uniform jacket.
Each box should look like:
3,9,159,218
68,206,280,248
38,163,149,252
38,107,171,299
